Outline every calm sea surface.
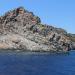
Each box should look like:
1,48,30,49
0,51,75,75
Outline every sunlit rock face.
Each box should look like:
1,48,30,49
0,7,75,52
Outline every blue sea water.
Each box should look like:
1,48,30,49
0,51,75,75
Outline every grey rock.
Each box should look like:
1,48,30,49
0,7,75,52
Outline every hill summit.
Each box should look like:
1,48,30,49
0,7,75,52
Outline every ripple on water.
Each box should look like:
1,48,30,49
0,50,75,75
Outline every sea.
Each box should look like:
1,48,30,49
0,50,75,75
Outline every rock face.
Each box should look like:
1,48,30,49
0,7,75,52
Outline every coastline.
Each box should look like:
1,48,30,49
0,49,70,55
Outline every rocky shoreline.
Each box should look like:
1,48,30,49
0,7,75,52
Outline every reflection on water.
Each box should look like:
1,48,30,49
0,51,75,75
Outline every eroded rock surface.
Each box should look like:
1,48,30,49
0,7,75,52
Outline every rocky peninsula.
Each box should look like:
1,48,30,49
0,7,75,52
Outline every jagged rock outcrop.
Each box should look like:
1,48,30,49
0,7,75,52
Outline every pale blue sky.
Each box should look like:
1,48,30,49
0,0,75,33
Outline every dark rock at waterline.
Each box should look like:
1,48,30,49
0,7,75,52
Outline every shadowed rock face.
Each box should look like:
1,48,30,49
0,7,75,52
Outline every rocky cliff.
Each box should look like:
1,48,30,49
0,7,75,52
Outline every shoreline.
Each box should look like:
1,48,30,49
0,49,70,55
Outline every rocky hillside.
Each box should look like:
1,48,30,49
0,7,75,52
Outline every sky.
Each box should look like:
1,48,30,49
0,0,75,33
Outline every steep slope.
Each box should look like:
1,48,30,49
0,7,75,52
